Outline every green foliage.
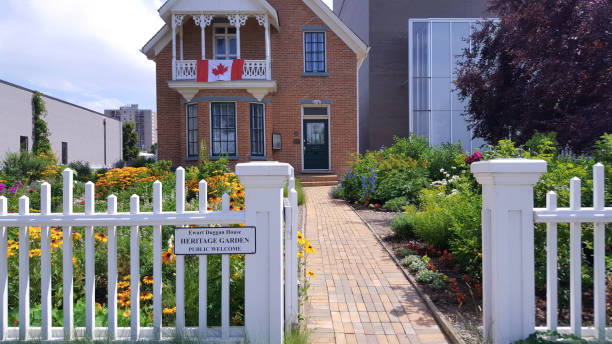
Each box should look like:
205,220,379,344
32,92,52,155
1,151,52,184
513,331,588,344
374,169,429,203
284,324,311,344
592,133,612,165
122,122,139,162
390,206,417,238
69,161,93,182
383,196,410,212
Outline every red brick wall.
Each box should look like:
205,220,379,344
155,0,358,176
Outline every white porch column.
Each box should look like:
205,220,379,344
194,14,213,59
471,159,547,343
171,14,185,80
229,14,248,59
179,25,184,60
237,162,292,344
257,14,271,80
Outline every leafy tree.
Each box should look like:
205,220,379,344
122,122,139,162
455,0,611,153
31,92,52,155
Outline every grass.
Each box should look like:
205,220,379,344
284,324,311,344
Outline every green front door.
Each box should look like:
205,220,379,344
303,119,329,170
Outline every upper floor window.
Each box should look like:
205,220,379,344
304,32,326,73
409,19,486,152
214,24,237,60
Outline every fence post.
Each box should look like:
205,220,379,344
237,162,292,344
471,159,547,343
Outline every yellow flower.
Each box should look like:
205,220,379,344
72,256,77,265
72,232,82,240
122,310,131,318
297,252,304,258
143,276,154,285
94,233,108,243
304,242,316,255
306,270,316,278
123,274,130,281
140,292,153,301
96,303,103,312
232,272,240,279
163,307,177,315
162,250,176,265
29,249,41,258
29,227,42,240
117,281,130,289
297,231,305,245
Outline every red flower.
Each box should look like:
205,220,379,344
465,152,483,164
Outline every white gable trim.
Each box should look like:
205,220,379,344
301,0,369,68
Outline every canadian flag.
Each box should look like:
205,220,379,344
197,59,244,82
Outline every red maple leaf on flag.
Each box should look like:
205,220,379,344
212,63,229,76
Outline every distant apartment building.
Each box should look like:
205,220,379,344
104,104,157,151
0,79,122,168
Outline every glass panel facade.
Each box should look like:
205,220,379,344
304,32,326,73
410,19,485,152
187,104,198,157
211,102,236,156
250,103,265,156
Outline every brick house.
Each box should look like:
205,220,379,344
142,0,368,176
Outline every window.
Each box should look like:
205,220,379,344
304,32,326,73
187,104,198,158
61,142,68,165
250,103,265,157
409,19,486,152
211,102,236,156
19,136,28,152
303,107,328,117
214,24,237,60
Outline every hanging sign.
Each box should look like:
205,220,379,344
174,226,256,255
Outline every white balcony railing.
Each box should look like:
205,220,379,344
173,60,268,81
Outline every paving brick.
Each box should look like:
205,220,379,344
304,187,449,343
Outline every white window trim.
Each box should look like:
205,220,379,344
186,103,198,158
209,101,238,157
302,31,328,73
408,18,483,152
249,102,266,157
212,23,237,60
300,104,331,172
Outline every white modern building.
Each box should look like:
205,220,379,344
104,104,157,151
0,79,123,168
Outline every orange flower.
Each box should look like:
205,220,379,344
306,270,316,278
162,307,177,315
94,233,108,243
143,276,154,285
162,249,176,265
140,292,153,301
29,249,41,258
122,310,130,318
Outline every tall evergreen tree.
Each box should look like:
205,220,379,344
122,122,139,162
31,92,52,155
455,0,611,152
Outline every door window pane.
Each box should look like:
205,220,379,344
306,122,326,145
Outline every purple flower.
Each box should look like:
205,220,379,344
465,151,483,165
8,187,17,194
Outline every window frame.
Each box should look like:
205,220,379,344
249,103,266,157
408,18,485,152
61,142,68,165
212,23,238,60
186,103,199,158
19,136,28,152
302,31,327,74
209,102,238,157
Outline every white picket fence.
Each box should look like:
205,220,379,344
0,162,299,343
472,159,610,343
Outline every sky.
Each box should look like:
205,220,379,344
0,0,333,113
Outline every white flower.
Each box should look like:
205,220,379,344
451,166,457,170
440,168,445,172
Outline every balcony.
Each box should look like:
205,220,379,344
167,12,277,101
174,59,269,81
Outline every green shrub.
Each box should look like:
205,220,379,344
69,161,93,182
396,248,416,257
331,185,344,199
383,196,409,212
415,269,438,284
390,206,417,238
284,179,306,205
375,169,429,203
1,151,51,183
430,276,447,290
425,143,463,182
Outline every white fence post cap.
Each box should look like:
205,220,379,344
471,159,547,185
236,161,293,177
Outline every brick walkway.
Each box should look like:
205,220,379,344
303,187,449,344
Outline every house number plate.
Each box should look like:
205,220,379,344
174,226,256,255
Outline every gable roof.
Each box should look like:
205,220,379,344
141,0,369,67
